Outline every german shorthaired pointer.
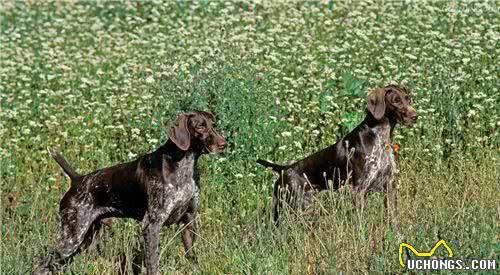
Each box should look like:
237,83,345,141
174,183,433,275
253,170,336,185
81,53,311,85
258,85,417,233
33,111,225,275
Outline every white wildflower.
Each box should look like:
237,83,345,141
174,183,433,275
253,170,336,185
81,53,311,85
127,152,137,159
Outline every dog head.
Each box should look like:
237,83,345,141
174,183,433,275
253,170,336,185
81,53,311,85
168,111,226,153
367,85,417,126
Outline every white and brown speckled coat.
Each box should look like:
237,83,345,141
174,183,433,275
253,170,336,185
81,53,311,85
33,111,225,275
258,85,417,235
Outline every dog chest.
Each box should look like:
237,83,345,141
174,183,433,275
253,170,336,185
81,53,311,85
163,156,199,225
165,181,198,225
358,131,398,193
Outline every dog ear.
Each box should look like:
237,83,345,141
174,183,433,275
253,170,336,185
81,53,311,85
203,111,216,121
195,110,215,121
168,114,191,151
367,88,387,120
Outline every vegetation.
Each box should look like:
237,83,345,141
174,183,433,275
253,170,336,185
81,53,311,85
1,0,497,274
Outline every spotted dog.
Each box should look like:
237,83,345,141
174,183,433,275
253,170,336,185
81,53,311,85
258,85,417,233
33,111,226,275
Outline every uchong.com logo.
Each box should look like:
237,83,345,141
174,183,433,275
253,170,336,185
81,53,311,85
399,240,497,271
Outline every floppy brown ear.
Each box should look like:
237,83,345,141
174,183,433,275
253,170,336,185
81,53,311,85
367,88,387,120
198,110,215,121
168,114,191,151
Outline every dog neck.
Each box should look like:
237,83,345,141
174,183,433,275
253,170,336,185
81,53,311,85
155,140,200,162
363,111,396,142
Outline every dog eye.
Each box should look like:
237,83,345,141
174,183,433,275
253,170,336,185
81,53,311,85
393,97,401,103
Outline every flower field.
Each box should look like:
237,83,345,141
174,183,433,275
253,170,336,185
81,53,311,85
1,0,498,274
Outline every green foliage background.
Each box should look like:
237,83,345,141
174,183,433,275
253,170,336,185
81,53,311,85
1,0,498,274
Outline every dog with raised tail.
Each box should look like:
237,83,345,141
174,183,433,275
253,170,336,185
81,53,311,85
33,111,226,275
258,85,417,235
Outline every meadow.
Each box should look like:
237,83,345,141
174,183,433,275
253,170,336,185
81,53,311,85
0,0,498,274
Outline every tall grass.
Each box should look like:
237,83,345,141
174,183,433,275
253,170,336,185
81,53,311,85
1,0,498,274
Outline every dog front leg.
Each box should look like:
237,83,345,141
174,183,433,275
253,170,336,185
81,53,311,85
142,214,163,275
385,185,411,263
351,191,368,211
384,186,401,239
180,213,198,263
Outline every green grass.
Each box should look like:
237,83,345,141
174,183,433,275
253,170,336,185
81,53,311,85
1,0,498,274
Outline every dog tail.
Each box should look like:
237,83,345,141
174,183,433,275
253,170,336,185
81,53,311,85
257,159,287,173
47,148,80,179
